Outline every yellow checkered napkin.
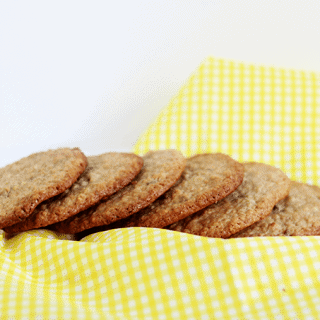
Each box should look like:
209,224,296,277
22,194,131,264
134,57,320,185
1,229,320,319
1,57,320,319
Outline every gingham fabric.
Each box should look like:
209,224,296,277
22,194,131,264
1,57,320,319
134,57,320,185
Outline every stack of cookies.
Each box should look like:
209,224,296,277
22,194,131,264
1,147,320,239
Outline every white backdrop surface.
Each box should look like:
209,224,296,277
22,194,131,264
1,0,320,167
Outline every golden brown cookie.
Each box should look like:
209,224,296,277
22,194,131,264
232,181,320,237
0,148,87,229
50,150,186,234
104,153,244,230
4,152,143,233
167,162,290,238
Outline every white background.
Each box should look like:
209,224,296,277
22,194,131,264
1,0,320,167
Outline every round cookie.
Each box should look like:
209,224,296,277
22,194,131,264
0,148,87,229
232,181,320,237
50,150,186,234
167,162,290,238
105,153,244,230
4,152,143,233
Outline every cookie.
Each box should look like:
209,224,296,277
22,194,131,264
167,162,291,238
50,150,185,234
0,148,87,229
4,152,143,233
104,153,244,230
232,181,320,237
